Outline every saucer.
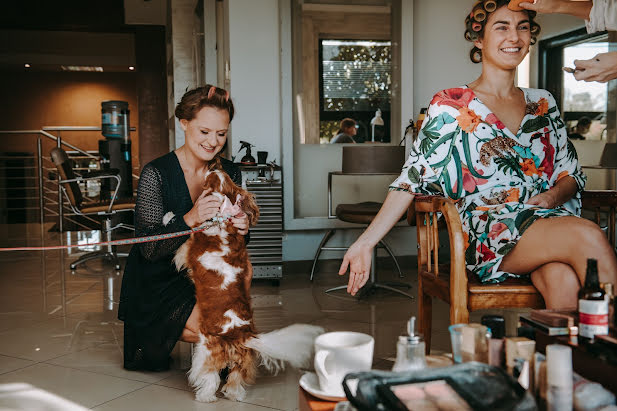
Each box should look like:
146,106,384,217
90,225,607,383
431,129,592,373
299,372,347,402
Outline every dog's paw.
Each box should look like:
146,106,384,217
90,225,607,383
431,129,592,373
222,384,246,402
195,391,218,403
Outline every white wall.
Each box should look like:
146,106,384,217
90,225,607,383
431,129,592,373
413,0,481,112
228,0,282,163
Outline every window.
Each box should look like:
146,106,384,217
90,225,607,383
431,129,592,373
540,29,610,141
319,39,392,144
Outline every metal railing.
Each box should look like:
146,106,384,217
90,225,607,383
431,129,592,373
0,127,137,232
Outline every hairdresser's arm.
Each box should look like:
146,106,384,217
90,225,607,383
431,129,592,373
519,0,592,19
338,190,414,295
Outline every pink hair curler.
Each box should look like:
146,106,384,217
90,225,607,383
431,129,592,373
207,86,216,99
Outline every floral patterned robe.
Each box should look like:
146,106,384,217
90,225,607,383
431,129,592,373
391,87,586,283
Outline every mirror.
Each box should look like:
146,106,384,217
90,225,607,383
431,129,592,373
293,0,400,145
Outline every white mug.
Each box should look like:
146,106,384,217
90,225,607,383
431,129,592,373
313,331,374,397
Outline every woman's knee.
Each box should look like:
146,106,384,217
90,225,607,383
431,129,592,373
531,262,576,288
531,263,580,308
571,217,606,242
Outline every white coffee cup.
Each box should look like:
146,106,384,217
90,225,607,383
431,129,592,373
313,331,374,397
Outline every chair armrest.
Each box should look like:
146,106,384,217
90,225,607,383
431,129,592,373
581,190,617,208
83,168,120,179
60,172,123,213
411,194,469,319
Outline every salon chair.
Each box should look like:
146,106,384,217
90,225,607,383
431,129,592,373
50,147,135,271
310,146,414,299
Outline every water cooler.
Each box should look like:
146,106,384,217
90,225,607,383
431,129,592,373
99,101,133,200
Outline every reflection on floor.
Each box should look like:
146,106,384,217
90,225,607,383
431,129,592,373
0,224,529,410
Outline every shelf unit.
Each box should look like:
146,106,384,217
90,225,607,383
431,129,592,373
239,164,283,280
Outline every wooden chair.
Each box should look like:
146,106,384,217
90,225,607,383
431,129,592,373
410,191,617,353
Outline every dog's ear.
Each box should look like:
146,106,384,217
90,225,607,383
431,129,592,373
240,190,260,227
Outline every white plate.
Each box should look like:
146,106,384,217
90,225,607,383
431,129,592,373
299,372,347,402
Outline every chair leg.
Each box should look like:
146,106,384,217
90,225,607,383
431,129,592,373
378,239,404,278
310,229,335,281
418,278,433,354
70,218,121,271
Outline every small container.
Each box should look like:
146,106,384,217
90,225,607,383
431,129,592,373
392,317,426,372
546,344,573,411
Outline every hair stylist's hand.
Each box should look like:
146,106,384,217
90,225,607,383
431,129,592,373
184,190,222,227
231,212,249,236
519,0,565,14
574,52,617,83
526,190,557,209
338,242,373,296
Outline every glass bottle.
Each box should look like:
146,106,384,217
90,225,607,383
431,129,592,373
392,317,427,372
600,283,614,329
578,259,608,341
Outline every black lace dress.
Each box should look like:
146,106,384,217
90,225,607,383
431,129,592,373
118,151,243,371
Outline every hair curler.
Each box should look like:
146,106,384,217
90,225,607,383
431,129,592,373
483,0,497,12
473,8,487,22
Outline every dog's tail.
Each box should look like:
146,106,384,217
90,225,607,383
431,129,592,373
244,324,324,374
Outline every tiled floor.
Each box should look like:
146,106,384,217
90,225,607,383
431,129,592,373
0,224,528,410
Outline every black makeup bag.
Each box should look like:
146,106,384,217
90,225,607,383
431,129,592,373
342,362,537,411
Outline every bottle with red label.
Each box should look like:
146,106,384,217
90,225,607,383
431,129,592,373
578,259,608,341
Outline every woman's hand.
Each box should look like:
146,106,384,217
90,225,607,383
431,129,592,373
526,190,557,209
184,190,222,227
574,52,617,83
231,212,249,235
338,242,373,296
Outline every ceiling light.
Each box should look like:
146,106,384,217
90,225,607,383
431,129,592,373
24,63,31,68
61,65,104,72
128,66,135,71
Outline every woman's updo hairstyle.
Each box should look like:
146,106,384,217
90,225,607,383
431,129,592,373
464,0,541,64
174,84,235,122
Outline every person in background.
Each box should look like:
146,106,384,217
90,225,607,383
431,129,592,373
520,0,617,82
330,118,358,144
568,116,592,140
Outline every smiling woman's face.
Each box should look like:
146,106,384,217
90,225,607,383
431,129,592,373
475,6,532,70
180,106,230,162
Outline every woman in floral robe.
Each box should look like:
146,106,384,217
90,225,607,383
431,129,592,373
338,0,617,308
389,86,585,284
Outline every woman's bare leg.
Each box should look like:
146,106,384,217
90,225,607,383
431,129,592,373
180,304,201,343
501,216,617,293
530,262,580,309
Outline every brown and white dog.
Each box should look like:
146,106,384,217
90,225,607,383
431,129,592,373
173,167,323,403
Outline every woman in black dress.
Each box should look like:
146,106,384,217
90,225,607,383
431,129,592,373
119,85,251,371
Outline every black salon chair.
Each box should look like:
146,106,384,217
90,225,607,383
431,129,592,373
310,146,414,299
50,147,135,271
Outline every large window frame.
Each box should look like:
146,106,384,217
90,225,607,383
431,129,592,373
539,28,609,124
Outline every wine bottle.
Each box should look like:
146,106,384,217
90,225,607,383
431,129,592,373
578,259,608,341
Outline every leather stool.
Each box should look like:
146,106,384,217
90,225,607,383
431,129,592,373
310,146,413,299
310,201,413,299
